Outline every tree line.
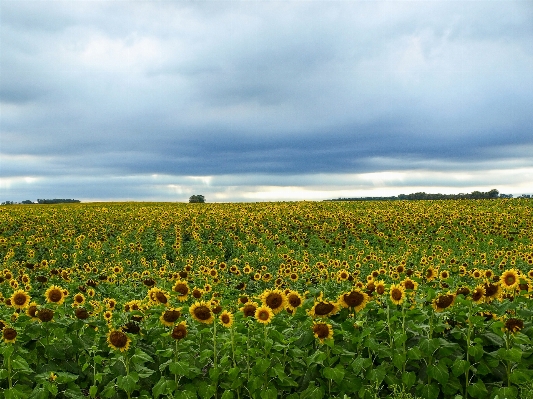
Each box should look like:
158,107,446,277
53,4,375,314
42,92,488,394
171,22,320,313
328,189,531,202
1,199,81,205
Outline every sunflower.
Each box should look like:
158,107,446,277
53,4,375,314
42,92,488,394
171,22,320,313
104,298,117,311
425,267,438,282
483,282,501,302
160,308,182,327
312,321,333,344
10,289,31,310
45,285,65,305
374,280,386,296
500,269,520,291
338,290,369,312
337,270,350,282
504,318,524,334
389,284,406,305
171,321,188,340
73,293,86,308
286,291,304,311
192,287,203,299
255,305,274,324
402,278,418,291
189,301,214,324
432,293,455,312
260,289,287,314
172,280,189,301
219,310,234,328
471,285,485,303
26,302,39,320
2,327,17,344
241,301,258,318
107,329,131,352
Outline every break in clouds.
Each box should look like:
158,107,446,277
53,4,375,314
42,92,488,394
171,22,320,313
1,1,532,202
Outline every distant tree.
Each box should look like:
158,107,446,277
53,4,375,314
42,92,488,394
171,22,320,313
488,189,499,198
1,201,16,205
189,195,205,203
21,200,34,204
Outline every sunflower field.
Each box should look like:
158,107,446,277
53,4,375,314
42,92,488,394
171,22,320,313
0,199,532,399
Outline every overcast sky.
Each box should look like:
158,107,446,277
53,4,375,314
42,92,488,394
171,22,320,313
1,1,532,203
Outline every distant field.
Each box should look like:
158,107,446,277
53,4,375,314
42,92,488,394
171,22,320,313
0,200,532,399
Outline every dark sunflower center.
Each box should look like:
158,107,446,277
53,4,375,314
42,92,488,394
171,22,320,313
314,302,334,316
505,275,516,285
109,331,128,348
257,310,270,320
75,308,89,320
75,295,84,303
194,306,212,320
243,305,256,317
344,292,365,307
28,305,38,317
435,295,454,309
48,289,63,302
266,294,283,309
3,328,17,341
391,288,403,301
163,310,181,323
505,318,524,333
288,294,301,308
221,314,230,324
484,283,498,297
404,280,415,290
13,293,27,306
312,323,330,339
193,290,202,298
155,292,168,304
174,284,188,295
376,285,385,295
37,309,54,322
472,289,484,301
172,325,187,340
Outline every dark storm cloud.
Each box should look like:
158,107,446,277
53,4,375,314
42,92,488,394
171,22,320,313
1,1,532,201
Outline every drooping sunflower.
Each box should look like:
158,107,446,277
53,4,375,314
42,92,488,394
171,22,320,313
260,289,287,314
471,285,485,303
10,290,31,310
219,310,234,328
255,305,274,324
36,308,54,323
308,299,340,318
189,301,214,324
500,269,520,291
148,287,170,306
107,329,131,352
2,327,17,344
504,318,524,334
432,293,456,312
171,321,188,340
45,285,66,305
172,280,189,301
312,321,333,344
160,308,182,327
75,307,90,320
389,284,406,305
338,290,369,312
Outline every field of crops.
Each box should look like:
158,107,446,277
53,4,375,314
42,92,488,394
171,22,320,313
0,199,532,399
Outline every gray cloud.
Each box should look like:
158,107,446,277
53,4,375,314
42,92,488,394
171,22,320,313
1,1,532,201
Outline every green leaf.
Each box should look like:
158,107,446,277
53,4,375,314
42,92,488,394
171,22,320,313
402,371,416,389
4,386,28,399
29,387,47,399
221,391,234,399
491,386,518,399
393,352,406,371
352,357,372,374
497,347,522,363
323,365,345,384
117,373,138,394
198,382,216,399
467,380,488,398
407,346,423,360
419,383,440,399
11,356,32,373
252,358,270,374
300,382,325,399
131,349,153,365
169,361,189,376
55,372,78,384
89,385,98,399
260,387,277,399
467,344,484,361
428,362,449,386
452,359,470,377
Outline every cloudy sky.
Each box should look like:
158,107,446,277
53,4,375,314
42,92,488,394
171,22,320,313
1,1,532,203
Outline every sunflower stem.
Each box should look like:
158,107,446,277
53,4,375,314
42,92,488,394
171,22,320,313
464,301,473,399
174,340,179,387
7,346,13,389
506,330,512,388
213,320,218,399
